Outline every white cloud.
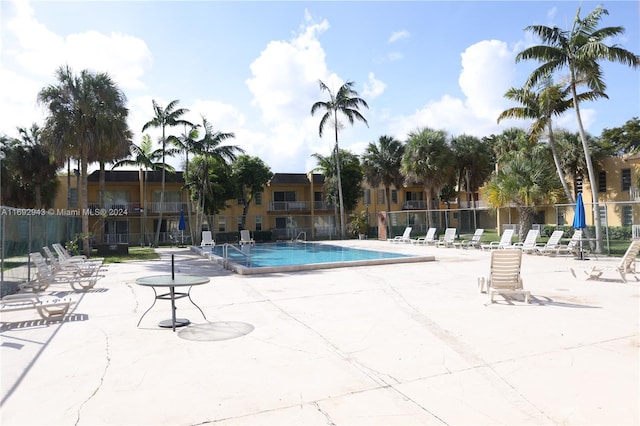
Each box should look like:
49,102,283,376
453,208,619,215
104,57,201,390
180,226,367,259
388,30,410,44
386,52,403,62
362,72,386,99
386,39,519,139
245,13,343,173
0,0,152,139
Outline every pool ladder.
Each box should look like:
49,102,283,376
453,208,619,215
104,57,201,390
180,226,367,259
294,231,306,242
222,243,251,269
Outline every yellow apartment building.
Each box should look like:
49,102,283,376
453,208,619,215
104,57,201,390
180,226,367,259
48,153,640,245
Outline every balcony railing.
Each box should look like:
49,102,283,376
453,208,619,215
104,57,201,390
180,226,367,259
87,202,189,214
313,201,336,211
630,187,640,200
268,201,310,212
403,200,426,210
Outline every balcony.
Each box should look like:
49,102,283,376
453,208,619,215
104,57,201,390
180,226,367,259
403,200,426,210
268,201,310,212
630,187,640,201
87,202,189,214
313,201,336,211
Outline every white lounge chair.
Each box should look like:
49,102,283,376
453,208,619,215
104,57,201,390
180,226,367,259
388,227,412,243
481,228,514,250
52,243,104,264
479,249,530,303
581,239,640,283
30,252,100,291
200,231,215,247
535,230,564,255
436,228,457,248
43,246,104,277
456,229,484,249
240,229,255,246
555,230,583,257
510,229,540,253
0,293,75,321
412,227,437,245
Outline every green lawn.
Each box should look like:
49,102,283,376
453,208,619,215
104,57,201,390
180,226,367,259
98,247,160,264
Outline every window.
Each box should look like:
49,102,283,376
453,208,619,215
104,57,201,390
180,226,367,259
363,189,371,205
622,205,633,227
599,206,607,226
377,189,385,205
556,209,566,226
103,190,130,209
255,216,262,231
218,216,226,232
255,192,263,205
237,216,244,231
622,168,632,191
273,191,296,202
391,190,398,204
598,171,607,193
237,198,243,205
152,190,182,212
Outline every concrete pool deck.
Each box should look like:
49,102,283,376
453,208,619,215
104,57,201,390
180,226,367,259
1,240,638,425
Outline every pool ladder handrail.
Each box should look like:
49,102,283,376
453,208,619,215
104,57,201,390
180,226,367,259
222,243,251,269
294,231,306,242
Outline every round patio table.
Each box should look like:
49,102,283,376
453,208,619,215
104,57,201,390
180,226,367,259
135,274,210,331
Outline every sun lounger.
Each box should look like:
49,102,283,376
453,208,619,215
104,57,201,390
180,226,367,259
240,230,255,246
479,249,530,303
481,228,514,250
30,252,101,291
1,293,75,321
412,227,437,245
580,239,640,283
43,246,105,277
388,227,412,243
52,243,104,264
509,229,540,253
201,231,215,247
535,230,565,255
435,228,457,247
455,229,484,249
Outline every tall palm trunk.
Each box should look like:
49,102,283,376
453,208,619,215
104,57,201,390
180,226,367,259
570,83,602,252
333,126,345,238
547,125,574,204
80,144,90,257
154,134,166,247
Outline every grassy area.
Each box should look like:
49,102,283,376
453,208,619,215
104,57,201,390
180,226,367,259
98,247,160,264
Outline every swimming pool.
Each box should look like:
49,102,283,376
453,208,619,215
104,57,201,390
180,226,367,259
203,242,434,275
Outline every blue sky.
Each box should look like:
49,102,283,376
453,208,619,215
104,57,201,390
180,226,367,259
1,0,638,174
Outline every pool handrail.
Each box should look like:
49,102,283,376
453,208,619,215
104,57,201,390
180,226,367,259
222,243,251,269
294,231,306,242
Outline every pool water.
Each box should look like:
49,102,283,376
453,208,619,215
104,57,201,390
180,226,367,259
204,241,432,274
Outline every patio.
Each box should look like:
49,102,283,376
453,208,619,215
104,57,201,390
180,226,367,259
1,241,638,425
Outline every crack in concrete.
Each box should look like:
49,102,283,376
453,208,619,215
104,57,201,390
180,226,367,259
74,328,110,426
311,401,336,425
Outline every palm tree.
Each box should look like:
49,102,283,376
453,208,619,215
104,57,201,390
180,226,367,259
498,79,602,205
483,142,563,241
451,134,493,230
192,116,242,239
39,65,130,256
401,127,455,228
361,135,405,234
516,4,639,250
311,80,369,238
141,100,191,247
168,123,201,244
112,134,164,246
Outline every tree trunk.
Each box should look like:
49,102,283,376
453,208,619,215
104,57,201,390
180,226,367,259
517,206,534,242
547,124,575,204
80,147,90,257
154,136,166,247
570,83,602,252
